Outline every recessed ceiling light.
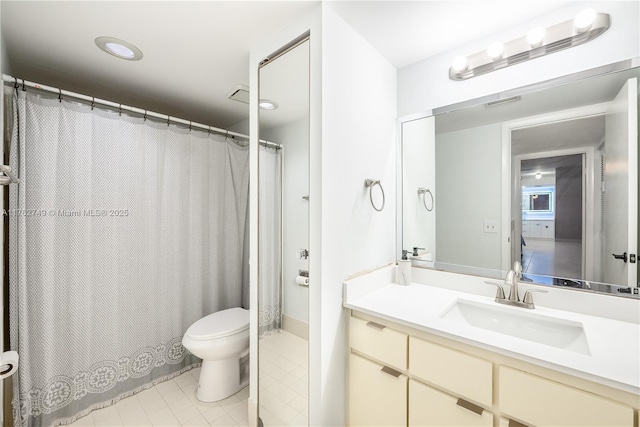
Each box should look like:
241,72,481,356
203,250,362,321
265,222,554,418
95,37,143,61
259,99,278,110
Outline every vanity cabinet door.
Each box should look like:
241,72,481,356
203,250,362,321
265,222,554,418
349,353,407,427
350,316,408,371
499,367,633,427
409,379,492,427
409,337,492,407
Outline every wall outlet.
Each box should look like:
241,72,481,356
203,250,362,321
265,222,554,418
483,220,498,233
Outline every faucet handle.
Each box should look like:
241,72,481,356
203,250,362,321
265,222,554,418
484,281,506,300
522,288,548,304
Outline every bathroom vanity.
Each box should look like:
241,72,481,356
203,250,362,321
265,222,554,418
343,265,640,427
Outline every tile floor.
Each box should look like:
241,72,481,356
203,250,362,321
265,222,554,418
522,238,582,279
258,330,308,427
68,368,249,427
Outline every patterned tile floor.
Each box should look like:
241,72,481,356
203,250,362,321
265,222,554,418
258,331,308,427
68,368,249,427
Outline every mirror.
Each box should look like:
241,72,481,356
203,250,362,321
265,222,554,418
402,64,639,293
258,39,310,426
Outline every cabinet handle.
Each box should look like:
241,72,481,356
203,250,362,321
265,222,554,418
455,398,484,416
380,366,402,378
366,321,386,331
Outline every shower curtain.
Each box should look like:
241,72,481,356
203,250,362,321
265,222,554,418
258,145,282,336
7,89,250,426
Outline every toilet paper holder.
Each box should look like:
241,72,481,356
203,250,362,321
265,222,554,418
0,351,19,379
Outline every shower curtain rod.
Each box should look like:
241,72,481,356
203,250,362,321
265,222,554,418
2,74,281,149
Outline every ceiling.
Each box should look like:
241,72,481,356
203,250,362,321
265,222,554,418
329,1,570,69
1,1,318,130
2,1,575,131
513,116,605,156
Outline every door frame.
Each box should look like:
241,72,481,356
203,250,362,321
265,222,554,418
513,148,593,279
501,102,609,278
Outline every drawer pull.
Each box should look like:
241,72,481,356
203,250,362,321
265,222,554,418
508,420,527,427
455,398,484,416
365,321,386,331
380,366,402,378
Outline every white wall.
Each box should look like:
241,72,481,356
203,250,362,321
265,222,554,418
261,118,310,324
319,3,397,425
399,1,640,116
228,118,250,136
436,124,502,270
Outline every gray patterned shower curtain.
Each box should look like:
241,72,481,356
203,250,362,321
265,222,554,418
7,89,250,426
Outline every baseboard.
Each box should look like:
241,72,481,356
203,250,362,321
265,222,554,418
282,314,308,340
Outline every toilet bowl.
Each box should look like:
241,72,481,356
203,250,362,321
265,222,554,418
182,307,249,402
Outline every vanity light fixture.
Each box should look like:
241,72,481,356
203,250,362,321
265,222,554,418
451,56,468,72
526,27,546,47
535,173,542,180
449,10,610,80
574,8,597,33
487,42,504,60
95,37,143,61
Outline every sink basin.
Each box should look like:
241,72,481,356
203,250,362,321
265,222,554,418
440,299,590,355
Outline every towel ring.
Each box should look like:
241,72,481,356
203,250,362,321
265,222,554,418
365,179,385,212
417,188,434,212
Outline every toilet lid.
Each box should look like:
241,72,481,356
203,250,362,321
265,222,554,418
186,307,249,340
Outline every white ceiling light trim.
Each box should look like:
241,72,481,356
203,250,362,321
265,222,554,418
95,36,143,61
449,11,610,81
259,99,278,110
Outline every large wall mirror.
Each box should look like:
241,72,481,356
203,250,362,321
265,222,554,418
401,62,639,294
257,37,310,426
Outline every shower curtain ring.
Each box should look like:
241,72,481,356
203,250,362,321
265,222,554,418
225,130,229,140
143,110,147,121
21,79,26,91
189,121,192,132
208,126,211,135
58,89,63,102
91,97,95,111
118,104,122,116
13,78,18,89
167,116,170,126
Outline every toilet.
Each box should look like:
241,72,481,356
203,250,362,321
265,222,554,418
182,307,250,402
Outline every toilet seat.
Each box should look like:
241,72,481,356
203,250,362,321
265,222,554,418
185,307,249,341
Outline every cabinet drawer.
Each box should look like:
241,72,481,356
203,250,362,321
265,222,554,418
409,379,492,427
350,316,407,371
499,366,633,427
409,336,492,407
349,353,407,427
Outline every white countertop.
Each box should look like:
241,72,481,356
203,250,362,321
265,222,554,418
344,268,640,396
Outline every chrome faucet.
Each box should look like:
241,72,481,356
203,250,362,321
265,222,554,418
484,262,547,309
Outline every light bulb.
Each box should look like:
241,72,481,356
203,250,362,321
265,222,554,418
451,56,468,72
259,99,278,110
487,42,504,60
527,27,546,47
574,9,597,33
535,173,542,180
